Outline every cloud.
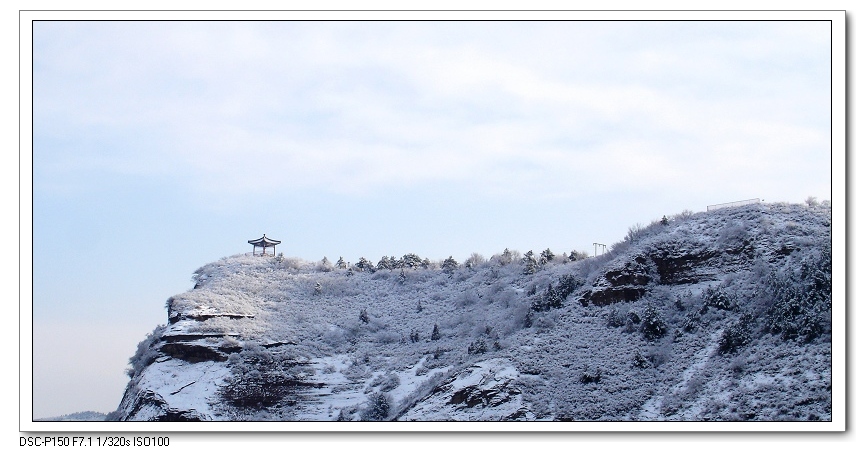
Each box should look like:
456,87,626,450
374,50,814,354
33,21,831,202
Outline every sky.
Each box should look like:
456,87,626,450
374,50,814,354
28,19,833,419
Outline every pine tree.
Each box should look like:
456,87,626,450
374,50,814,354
376,256,392,271
359,308,370,324
336,257,347,269
522,250,539,275
568,250,588,262
441,256,459,275
356,257,375,273
540,248,555,265
431,323,441,341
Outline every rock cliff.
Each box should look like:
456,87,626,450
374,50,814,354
113,201,833,422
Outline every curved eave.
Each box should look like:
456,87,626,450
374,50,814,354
248,235,281,246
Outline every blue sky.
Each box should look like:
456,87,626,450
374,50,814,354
29,20,832,418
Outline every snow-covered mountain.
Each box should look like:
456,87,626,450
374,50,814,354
112,201,833,422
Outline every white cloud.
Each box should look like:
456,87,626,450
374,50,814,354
33,21,831,202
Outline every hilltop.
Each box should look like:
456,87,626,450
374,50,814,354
112,201,833,422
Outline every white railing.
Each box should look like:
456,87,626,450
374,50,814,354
707,198,761,212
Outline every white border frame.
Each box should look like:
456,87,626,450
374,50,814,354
19,8,846,434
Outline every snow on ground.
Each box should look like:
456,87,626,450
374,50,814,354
117,201,834,421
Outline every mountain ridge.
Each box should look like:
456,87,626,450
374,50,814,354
112,201,833,422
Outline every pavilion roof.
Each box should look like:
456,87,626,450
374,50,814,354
248,234,281,247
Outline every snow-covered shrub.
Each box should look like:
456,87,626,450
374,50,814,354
764,243,831,343
317,257,333,272
430,323,441,341
464,253,486,269
702,285,737,311
579,367,601,384
126,324,166,378
281,256,306,272
369,373,400,393
632,351,651,369
361,391,392,421
467,339,488,355
718,312,754,354
532,274,581,312
640,303,668,341
568,250,589,262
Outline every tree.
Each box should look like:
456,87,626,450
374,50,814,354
431,323,441,341
362,391,391,421
441,256,459,275
401,253,424,269
661,215,669,226
359,308,370,324
540,248,556,265
568,250,588,262
522,250,539,275
498,248,513,266
336,257,347,269
356,257,375,273
376,256,393,271
318,257,334,272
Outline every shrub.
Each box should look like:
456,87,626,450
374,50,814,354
579,367,601,384
702,286,736,311
317,257,334,272
568,250,589,262
532,274,581,311
640,304,668,341
718,313,754,354
431,323,441,341
764,243,831,343
468,339,488,355
126,325,166,378
464,253,486,269
632,351,651,369
361,391,392,421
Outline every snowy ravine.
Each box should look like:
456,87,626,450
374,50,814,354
113,201,833,422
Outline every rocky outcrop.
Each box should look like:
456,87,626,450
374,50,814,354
578,254,658,306
399,359,534,421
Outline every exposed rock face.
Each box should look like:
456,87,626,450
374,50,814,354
579,254,658,306
400,359,533,421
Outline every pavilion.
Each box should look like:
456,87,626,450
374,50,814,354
248,234,281,256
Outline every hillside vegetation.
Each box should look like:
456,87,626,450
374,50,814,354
114,201,833,422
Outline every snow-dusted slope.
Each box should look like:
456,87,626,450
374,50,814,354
114,201,833,422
